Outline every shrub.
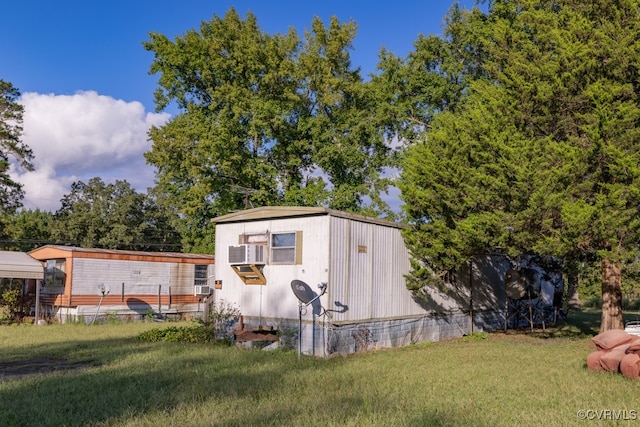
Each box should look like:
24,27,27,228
137,325,218,344
105,311,123,324
462,332,488,342
276,322,298,351
1,289,22,321
202,299,241,341
0,305,12,322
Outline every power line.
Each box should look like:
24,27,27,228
0,239,183,249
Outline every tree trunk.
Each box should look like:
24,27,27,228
564,271,581,313
600,258,624,332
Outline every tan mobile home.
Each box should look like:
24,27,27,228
29,245,215,322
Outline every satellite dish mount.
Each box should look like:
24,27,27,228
290,280,327,359
92,283,111,325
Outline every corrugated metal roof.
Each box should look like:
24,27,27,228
211,206,405,229
29,245,214,260
0,251,44,279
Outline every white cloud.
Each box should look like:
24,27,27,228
10,91,170,211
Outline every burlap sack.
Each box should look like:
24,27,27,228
625,335,640,354
599,347,628,372
586,350,606,372
620,353,640,380
592,329,632,351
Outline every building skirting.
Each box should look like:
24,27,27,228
240,311,505,357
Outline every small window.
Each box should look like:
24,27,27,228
271,232,300,264
242,232,268,245
194,265,208,287
45,259,65,287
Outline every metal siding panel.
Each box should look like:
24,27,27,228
348,220,373,321
328,216,426,323
72,259,173,296
328,218,374,322
371,225,391,318
371,224,423,319
328,217,350,322
170,263,198,294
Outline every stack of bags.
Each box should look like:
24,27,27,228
586,329,640,379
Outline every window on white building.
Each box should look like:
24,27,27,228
270,231,302,264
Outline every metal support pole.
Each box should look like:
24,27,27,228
297,301,302,360
469,260,474,334
34,280,41,325
92,294,104,325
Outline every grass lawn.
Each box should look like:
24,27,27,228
0,311,638,427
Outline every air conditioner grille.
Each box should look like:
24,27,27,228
228,244,266,265
194,285,212,296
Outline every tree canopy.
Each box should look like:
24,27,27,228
0,80,33,214
144,8,396,252
387,0,640,330
51,177,181,251
1,209,54,251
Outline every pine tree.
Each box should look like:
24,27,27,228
394,0,640,331
0,80,33,214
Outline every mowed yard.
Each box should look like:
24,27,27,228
0,311,638,427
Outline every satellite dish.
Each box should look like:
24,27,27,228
291,280,315,304
97,283,111,297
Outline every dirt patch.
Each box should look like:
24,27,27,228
0,357,92,379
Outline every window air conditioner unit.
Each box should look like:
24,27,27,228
194,285,213,296
228,244,266,265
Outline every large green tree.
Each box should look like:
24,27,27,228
143,8,395,252
52,177,181,251
1,209,54,251
392,0,640,331
0,80,33,214
372,4,488,143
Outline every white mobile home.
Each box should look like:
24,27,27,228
212,207,513,356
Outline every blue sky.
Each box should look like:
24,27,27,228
1,0,478,211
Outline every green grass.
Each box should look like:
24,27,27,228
0,312,638,426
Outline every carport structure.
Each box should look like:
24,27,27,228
0,251,45,323
0,251,45,280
